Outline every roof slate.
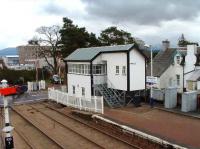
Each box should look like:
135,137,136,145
146,48,177,77
147,47,200,77
187,69,200,81
64,44,135,61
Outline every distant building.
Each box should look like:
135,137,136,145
18,43,54,69
2,55,19,66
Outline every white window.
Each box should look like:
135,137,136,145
93,64,106,75
116,66,119,74
85,64,90,74
122,66,126,75
82,87,85,96
72,85,75,94
68,64,90,75
176,56,181,64
176,75,180,86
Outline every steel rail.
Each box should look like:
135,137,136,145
41,102,141,149
11,107,64,149
28,104,105,149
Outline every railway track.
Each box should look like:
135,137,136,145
11,107,63,149
34,102,141,149
12,105,104,149
13,126,34,149
28,104,105,149
0,111,35,149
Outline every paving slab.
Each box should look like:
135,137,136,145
104,104,200,149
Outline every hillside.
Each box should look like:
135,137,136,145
0,47,18,56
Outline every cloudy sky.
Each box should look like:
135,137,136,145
1,0,200,49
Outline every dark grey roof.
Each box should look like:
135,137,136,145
147,46,200,77
147,48,177,77
187,69,200,81
65,44,135,61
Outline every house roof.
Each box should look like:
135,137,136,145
187,69,200,81
146,48,177,77
64,44,146,62
147,46,200,77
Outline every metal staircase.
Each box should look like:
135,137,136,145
94,84,123,108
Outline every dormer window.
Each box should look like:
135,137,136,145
176,56,181,64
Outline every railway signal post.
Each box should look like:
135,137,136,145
1,80,14,149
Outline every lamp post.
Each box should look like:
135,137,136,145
144,44,154,107
1,79,14,149
150,45,153,99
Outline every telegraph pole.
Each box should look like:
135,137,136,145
1,80,14,149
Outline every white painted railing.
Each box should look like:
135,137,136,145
48,88,104,114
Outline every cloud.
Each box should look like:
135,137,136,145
82,0,200,25
41,1,67,15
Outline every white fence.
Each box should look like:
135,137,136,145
28,80,46,91
48,88,104,114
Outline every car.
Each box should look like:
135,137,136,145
51,75,62,84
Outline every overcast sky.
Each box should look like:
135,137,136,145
1,0,200,49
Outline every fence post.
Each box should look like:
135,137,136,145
56,90,59,103
66,94,69,106
79,97,82,110
94,96,97,113
101,96,104,114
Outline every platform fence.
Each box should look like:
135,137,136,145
48,88,104,114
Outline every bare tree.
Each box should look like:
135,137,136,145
36,25,61,74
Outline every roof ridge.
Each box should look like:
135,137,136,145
77,43,134,50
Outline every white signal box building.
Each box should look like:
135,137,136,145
64,44,147,108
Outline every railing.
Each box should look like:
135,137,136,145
48,88,104,114
106,78,124,103
93,76,124,104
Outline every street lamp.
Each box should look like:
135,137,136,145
144,44,154,107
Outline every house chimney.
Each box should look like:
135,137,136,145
186,43,197,56
162,40,170,51
185,43,197,74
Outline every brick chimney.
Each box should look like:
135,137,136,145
162,40,170,51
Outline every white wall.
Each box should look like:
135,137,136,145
98,52,127,90
68,74,91,98
184,44,197,74
159,61,183,93
183,44,197,89
129,49,145,91
67,62,91,98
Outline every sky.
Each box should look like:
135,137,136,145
1,0,200,49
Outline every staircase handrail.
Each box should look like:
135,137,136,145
106,77,124,103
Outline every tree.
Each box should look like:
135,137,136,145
60,18,101,57
178,34,199,47
36,25,61,74
178,34,190,47
99,26,136,46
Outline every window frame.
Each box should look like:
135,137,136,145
68,64,90,75
176,56,181,64
116,65,119,75
72,85,75,94
122,66,126,75
82,87,85,96
176,74,180,86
